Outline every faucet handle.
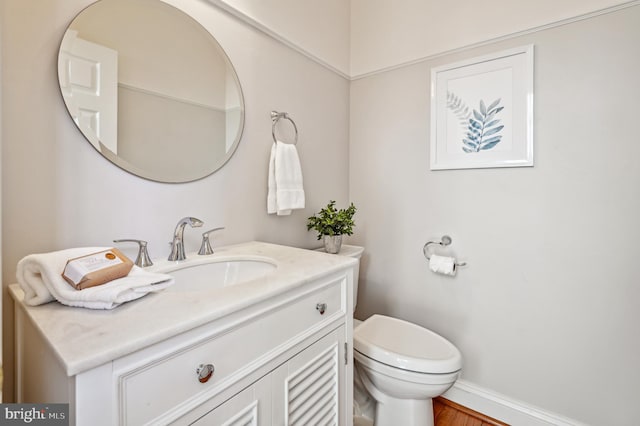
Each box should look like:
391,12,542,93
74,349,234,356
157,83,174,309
198,227,225,256
113,239,154,267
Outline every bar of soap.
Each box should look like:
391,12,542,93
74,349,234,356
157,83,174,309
62,248,133,290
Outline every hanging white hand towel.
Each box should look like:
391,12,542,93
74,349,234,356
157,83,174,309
267,140,305,215
16,247,174,309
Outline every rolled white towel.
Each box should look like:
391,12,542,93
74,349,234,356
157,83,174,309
16,247,174,309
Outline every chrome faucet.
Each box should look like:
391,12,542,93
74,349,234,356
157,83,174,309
198,227,225,255
113,239,154,267
168,217,204,261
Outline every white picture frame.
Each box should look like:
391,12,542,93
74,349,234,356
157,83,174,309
430,45,534,170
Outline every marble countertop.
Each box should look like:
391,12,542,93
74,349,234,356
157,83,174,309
9,241,357,376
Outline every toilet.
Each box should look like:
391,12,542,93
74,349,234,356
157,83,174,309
329,245,462,426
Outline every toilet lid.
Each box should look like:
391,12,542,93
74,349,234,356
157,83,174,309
353,314,462,374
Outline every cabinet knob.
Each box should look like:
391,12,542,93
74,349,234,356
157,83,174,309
197,363,215,383
316,303,327,315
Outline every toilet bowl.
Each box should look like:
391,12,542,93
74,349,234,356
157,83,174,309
318,245,462,426
354,314,461,426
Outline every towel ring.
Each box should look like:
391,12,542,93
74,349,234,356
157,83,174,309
423,235,467,267
271,111,298,145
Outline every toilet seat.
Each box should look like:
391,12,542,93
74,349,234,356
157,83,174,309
354,314,461,374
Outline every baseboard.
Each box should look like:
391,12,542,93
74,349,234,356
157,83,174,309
443,380,590,426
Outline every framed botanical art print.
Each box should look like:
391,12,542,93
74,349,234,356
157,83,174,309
430,45,534,170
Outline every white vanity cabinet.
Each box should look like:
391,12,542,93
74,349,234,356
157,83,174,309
11,242,356,426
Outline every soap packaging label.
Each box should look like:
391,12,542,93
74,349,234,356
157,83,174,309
62,248,133,290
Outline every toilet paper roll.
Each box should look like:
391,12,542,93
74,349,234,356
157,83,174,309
429,254,457,276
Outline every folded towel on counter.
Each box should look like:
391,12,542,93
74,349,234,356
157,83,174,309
267,140,305,216
16,247,174,309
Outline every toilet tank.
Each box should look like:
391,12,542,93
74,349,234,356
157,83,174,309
316,245,363,313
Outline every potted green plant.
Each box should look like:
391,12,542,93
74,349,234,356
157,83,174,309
307,200,357,254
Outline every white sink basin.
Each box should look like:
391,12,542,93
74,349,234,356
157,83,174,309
163,258,277,292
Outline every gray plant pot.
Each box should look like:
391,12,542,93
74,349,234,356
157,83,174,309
323,235,343,254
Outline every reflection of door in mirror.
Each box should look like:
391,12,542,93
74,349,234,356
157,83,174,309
58,30,118,154
58,0,245,183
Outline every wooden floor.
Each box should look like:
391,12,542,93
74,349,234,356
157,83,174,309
434,397,509,426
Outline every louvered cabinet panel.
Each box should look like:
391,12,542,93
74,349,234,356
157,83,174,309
287,345,339,425
272,327,347,426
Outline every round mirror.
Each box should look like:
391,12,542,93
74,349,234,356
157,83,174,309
58,0,245,183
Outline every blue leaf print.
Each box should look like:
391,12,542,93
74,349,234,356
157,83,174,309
446,91,471,127
462,98,505,153
487,99,501,112
483,125,504,138
469,118,482,129
479,100,487,116
480,136,501,151
463,138,478,149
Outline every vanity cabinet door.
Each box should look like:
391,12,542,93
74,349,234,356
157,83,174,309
272,326,347,426
191,326,347,426
191,374,272,426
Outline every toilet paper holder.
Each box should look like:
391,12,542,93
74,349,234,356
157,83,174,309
423,235,467,267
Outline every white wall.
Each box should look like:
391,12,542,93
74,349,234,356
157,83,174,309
351,0,632,77
217,0,350,76
350,5,640,426
1,0,349,401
